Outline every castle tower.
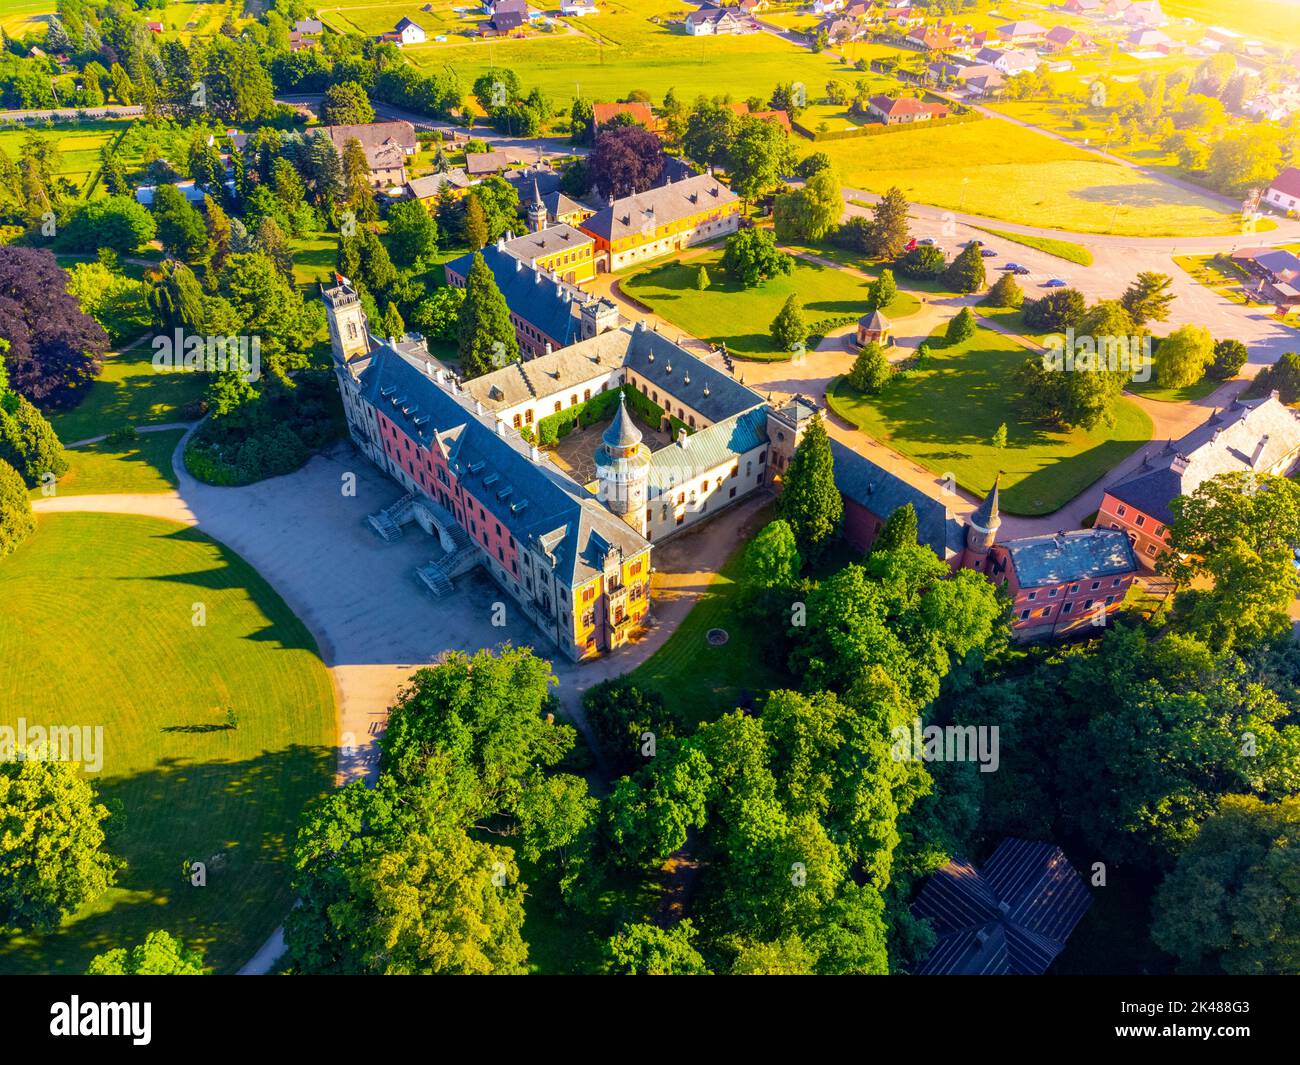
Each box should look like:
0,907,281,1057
322,278,371,366
964,473,1002,568
596,394,650,532
526,176,547,234
580,296,619,339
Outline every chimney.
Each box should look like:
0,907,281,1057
497,419,506,436
475,400,483,415
1252,434,1270,468
388,335,398,348
531,444,540,462
496,236,506,250
545,341,553,355
515,258,523,272
677,428,688,447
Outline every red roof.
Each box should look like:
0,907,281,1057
1268,166,1300,200
725,102,792,131
592,102,655,129
870,95,949,118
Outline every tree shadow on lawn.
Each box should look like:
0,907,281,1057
1067,183,1220,208
110,525,326,651
0,744,334,975
999,435,1147,515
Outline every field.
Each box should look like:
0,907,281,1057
810,120,1241,237
0,0,52,38
0,513,335,974
973,226,1095,267
35,429,185,499
319,0,480,39
622,247,880,360
47,343,206,445
410,0,861,106
1162,0,1300,49
826,325,1153,516
0,124,118,199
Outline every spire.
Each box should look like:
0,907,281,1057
603,393,642,450
969,473,1001,532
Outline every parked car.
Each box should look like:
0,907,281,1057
980,247,998,257
1043,278,1068,287
1001,261,1024,271
905,238,918,252
918,236,938,246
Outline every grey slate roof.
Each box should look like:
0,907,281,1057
581,173,738,243
913,838,1092,976
829,439,965,560
604,394,642,449
445,245,586,348
359,345,647,586
968,473,1001,532
543,190,587,220
500,224,593,263
1105,396,1300,525
1000,528,1137,588
622,323,765,423
405,169,473,198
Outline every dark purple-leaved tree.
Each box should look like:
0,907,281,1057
0,247,108,408
587,126,666,201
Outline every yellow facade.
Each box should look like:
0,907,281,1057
533,240,597,285
569,548,651,656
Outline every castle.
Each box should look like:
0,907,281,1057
324,271,1141,657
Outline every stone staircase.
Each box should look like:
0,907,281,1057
415,524,480,599
366,493,415,542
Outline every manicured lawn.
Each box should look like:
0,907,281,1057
627,528,788,728
622,248,876,360
0,0,52,37
973,227,1094,267
290,230,341,290
0,513,336,974
33,429,184,499
809,120,1239,237
826,326,1153,516
1126,375,1225,405
780,242,926,318
46,343,206,445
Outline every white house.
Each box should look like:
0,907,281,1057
813,0,845,14
560,0,597,13
391,17,427,45
1265,167,1300,214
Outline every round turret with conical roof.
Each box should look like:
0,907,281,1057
596,392,650,527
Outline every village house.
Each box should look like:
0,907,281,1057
560,0,598,14
683,5,759,35
592,101,659,133
1230,246,1300,306
818,17,867,43
465,150,515,177
293,18,324,35
1263,167,1300,214
1123,0,1165,28
995,20,1046,42
813,0,844,14
725,101,792,131
1125,27,1174,51
324,121,418,187
1044,25,1092,51
977,46,1039,75
906,26,956,52
578,172,741,272
382,17,427,45
1062,0,1101,13
867,94,950,124
1098,395,1300,566
405,169,475,202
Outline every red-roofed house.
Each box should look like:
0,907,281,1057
1264,167,1300,214
592,101,659,133
726,102,792,132
907,26,956,51
866,95,950,124
1044,25,1092,51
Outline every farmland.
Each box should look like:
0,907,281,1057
0,0,52,39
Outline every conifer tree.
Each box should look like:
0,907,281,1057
778,410,842,557
456,253,519,378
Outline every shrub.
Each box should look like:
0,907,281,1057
0,395,68,487
985,271,1024,309
895,245,946,280
0,458,35,559
582,678,683,777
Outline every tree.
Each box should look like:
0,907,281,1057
467,177,519,243
695,265,710,291
1022,287,1086,332
148,260,207,332
0,247,107,408
217,252,322,381
456,253,520,378
864,186,910,259
1163,472,1300,649
1258,352,1300,404
985,270,1023,309
770,294,807,353
868,269,896,312
1152,795,1300,975
1206,129,1283,197
410,286,465,341
847,340,891,394
721,227,793,288
59,196,156,255
341,138,378,222
386,199,439,268
778,410,842,558
943,242,986,294
775,166,841,242
152,184,208,262
87,930,205,975
728,115,795,203
606,920,710,975
945,306,975,345
587,125,666,200
1154,324,1214,389
744,519,802,591
731,935,818,975
0,759,121,933
1121,271,1175,325
0,457,34,558
321,80,375,126
582,678,678,776
992,422,1007,449
464,194,488,251
0,392,68,487
874,502,917,553
1208,338,1248,381
895,244,946,280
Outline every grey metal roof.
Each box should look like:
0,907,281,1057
622,323,765,424
604,393,642,449
1000,528,1136,588
646,406,768,486
829,439,965,560
913,838,1092,975
445,246,586,349
500,224,593,263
